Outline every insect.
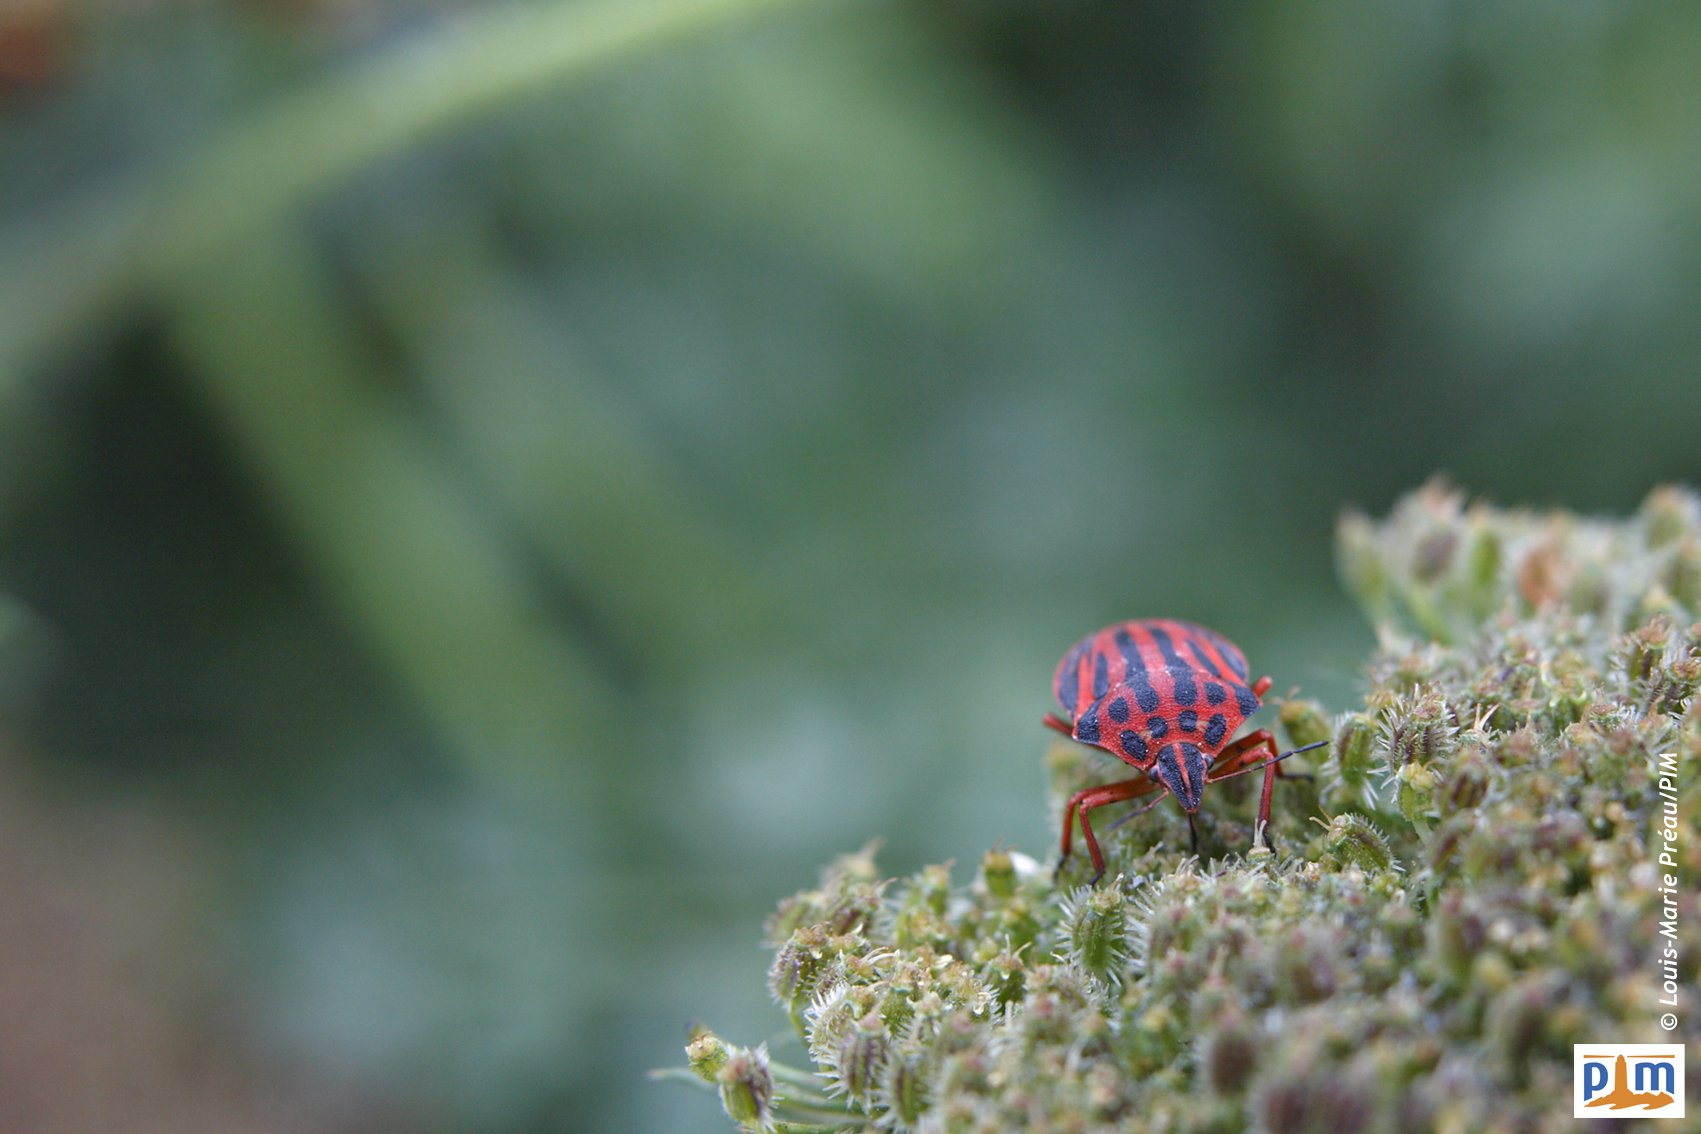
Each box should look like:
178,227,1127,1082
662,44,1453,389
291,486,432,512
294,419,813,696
1044,618,1322,880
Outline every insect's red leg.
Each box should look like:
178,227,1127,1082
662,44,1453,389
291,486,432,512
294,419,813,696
1042,712,1074,737
1060,786,1090,862
1064,777,1162,884
1254,751,1279,847
1208,729,1280,790
1207,729,1283,850
1252,675,1272,698
1207,730,1278,778
1061,781,1148,866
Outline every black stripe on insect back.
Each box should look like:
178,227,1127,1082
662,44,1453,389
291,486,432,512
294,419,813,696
1131,673,1160,714
1117,628,1161,714
1183,638,1224,679
1203,629,1250,679
1148,625,1198,705
1092,651,1109,699
1057,647,1081,712
1107,696,1130,723
1114,627,1146,675
1233,683,1258,716
1205,681,1226,706
1147,624,1188,668
1119,730,1148,762
1076,705,1101,744
1186,633,1233,679
1204,714,1226,747
1167,665,1198,706
1178,709,1198,733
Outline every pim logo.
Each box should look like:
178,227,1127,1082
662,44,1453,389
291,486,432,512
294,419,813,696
1575,1045,1685,1118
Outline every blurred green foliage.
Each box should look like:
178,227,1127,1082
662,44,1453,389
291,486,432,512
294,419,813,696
0,1,1698,1131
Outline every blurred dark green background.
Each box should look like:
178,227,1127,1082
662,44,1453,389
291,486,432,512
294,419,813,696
1,0,1697,1130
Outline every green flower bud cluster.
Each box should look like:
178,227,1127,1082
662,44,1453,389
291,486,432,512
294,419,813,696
679,484,1701,1132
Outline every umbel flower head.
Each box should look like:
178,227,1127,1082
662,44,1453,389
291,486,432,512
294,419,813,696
675,483,1701,1133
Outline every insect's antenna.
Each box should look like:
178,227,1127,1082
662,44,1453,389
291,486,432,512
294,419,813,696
1208,740,1328,784
1105,788,1171,832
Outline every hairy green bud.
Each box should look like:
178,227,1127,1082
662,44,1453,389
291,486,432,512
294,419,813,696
979,848,1017,900
1315,812,1398,873
686,1027,730,1082
1064,875,1130,983
1279,698,1333,751
716,1045,773,1131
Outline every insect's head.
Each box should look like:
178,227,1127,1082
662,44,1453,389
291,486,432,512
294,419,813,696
1153,741,1207,812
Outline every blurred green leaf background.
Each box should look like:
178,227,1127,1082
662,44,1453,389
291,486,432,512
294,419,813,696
0,0,1697,1130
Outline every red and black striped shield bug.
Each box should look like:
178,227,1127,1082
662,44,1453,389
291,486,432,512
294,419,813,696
1043,618,1324,880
